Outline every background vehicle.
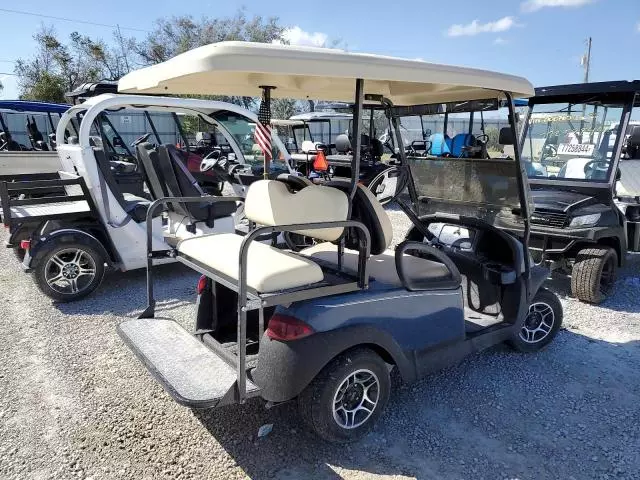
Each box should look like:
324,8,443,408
0,100,69,183
518,81,640,303
115,41,561,442
1,94,301,302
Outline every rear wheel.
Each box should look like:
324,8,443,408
508,288,562,353
571,246,617,304
298,348,390,443
34,242,106,302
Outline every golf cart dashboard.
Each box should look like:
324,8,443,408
417,218,519,286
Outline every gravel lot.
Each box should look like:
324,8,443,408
1,210,639,480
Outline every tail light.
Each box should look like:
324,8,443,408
20,239,31,250
196,275,208,295
266,314,314,341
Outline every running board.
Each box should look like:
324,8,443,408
117,318,258,408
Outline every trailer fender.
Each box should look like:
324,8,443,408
26,229,114,271
529,264,550,297
252,324,415,403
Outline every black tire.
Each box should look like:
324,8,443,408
297,348,390,443
570,246,617,304
13,247,25,262
507,288,563,353
34,241,106,302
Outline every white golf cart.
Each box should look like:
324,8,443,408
114,42,562,442
0,94,300,302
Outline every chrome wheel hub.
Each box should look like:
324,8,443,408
332,369,379,429
44,248,96,295
519,302,555,344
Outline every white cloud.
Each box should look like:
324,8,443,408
446,16,517,37
277,26,328,47
521,0,593,13
494,37,508,45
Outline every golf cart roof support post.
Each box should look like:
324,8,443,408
0,112,8,136
505,91,531,300
385,97,419,208
259,86,276,180
171,112,190,153
419,115,425,140
606,93,635,188
47,112,56,133
349,78,365,202
444,111,449,137
468,111,475,135
144,110,162,144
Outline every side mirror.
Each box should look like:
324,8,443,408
499,127,514,145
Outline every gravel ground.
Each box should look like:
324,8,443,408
1,210,639,480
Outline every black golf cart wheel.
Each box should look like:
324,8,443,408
367,166,403,206
571,246,617,304
298,348,390,443
13,247,25,262
34,243,105,302
508,288,562,353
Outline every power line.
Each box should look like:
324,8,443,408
0,8,149,33
0,73,18,76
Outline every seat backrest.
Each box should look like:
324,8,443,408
244,180,348,242
429,133,451,156
451,134,475,157
335,134,351,154
301,140,316,153
325,180,393,255
136,142,168,200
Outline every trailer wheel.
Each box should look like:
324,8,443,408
298,348,390,443
34,242,106,302
571,246,617,304
507,288,562,353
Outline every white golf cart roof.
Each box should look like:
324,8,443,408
290,111,353,121
118,42,534,105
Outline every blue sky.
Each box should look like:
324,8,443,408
1,0,639,99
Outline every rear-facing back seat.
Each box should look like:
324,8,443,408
176,180,350,293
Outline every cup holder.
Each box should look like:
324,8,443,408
483,262,516,285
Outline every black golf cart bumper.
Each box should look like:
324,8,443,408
526,224,624,265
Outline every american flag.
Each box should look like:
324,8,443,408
254,96,272,166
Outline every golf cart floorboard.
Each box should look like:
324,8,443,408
117,318,257,408
464,307,504,333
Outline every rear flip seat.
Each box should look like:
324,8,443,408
175,179,349,293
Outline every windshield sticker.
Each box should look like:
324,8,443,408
557,143,595,156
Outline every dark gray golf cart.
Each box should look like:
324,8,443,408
116,41,562,442
518,81,640,303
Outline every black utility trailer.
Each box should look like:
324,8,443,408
518,81,640,303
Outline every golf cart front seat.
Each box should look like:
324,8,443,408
176,180,349,293
93,148,150,223
300,182,456,288
136,143,236,227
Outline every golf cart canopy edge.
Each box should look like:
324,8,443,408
117,42,534,105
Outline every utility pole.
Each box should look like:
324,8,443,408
582,37,592,83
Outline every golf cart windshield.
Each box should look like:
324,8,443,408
522,100,626,182
398,100,522,220
211,111,288,170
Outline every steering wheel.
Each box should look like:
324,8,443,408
540,144,557,162
475,134,489,144
583,160,610,179
131,133,151,148
200,149,228,172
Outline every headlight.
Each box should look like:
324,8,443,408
569,213,601,227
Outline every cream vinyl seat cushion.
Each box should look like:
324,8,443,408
178,233,323,293
300,242,450,287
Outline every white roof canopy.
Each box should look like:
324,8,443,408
118,42,534,105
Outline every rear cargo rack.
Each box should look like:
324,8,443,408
0,177,97,227
121,196,370,405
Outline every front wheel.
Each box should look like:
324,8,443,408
34,242,106,302
507,288,562,353
298,348,390,443
571,246,617,304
